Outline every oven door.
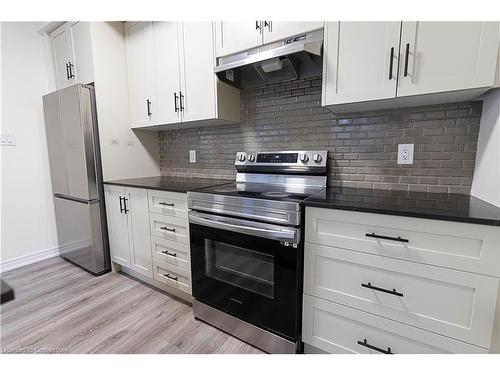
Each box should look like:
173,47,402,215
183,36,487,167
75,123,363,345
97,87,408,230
189,211,301,341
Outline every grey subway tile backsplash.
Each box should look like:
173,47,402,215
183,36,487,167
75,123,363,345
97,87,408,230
159,76,482,194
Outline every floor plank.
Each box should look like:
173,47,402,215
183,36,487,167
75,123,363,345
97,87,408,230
0,257,264,354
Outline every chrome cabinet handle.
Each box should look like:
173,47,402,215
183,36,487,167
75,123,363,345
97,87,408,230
388,47,394,80
119,196,124,213
65,63,70,80
264,21,272,32
163,273,178,281
160,226,176,232
361,282,403,297
68,62,75,78
357,339,393,354
255,21,261,31
122,197,129,214
146,99,152,117
404,43,410,77
158,202,174,207
161,250,177,257
365,232,409,243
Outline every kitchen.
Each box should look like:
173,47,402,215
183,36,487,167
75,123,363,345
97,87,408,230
1,1,500,373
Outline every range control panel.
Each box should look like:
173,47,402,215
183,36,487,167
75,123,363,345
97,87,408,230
235,150,328,169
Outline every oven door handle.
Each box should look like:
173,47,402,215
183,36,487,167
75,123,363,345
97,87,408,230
189,212,298,243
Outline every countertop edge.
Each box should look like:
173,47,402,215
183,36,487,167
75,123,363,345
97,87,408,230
302,201,500,227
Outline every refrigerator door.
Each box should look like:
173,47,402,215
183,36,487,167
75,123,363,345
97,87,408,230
42,90,69,196
58,84,99,200
54,195,110,275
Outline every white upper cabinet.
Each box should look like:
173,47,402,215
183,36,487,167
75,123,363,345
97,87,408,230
125,22,240,129
322,21,500,111
69,22,94,85
153,22,182,125
51,26,76,89
215,21,264,57
50,22,95,89
125,22,157,127
180,22,217,123
323,22,401,106
262,21,323,44
397,21,500,97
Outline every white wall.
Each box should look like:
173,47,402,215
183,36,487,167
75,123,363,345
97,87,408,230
471,89,500,207
1,22,59,268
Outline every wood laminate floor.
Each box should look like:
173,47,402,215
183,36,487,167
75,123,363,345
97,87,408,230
0,257,264,354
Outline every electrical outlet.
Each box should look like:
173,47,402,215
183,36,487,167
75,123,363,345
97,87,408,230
397,144,414,165
189,150,196,163
0,134,16,146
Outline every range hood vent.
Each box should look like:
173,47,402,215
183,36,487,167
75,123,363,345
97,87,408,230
215,29,323,90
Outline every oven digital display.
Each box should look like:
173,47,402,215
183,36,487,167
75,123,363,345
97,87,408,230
256,153,298,163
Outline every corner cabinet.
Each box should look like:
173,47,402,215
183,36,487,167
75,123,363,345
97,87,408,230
125,22,240,130
322,21,500,112
50,22,94,89
104,184,152,277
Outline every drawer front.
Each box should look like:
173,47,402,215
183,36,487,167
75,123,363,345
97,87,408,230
150,213,189,244
305,207,500,277
304,243,499,348
151,236,190,270
148,190,187,218
302,295,487,354
153,259,191,295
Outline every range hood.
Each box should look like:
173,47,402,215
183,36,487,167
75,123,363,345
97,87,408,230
215,29,323,90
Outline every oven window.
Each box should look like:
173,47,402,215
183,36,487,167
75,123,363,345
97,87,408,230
204,239,275,298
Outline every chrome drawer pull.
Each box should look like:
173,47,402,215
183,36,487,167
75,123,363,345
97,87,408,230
158,202,174,206
163,273,178,281
160,226,176,232
357,339,393,354
161,250,177,257
365,232,409,243
361,282,404,297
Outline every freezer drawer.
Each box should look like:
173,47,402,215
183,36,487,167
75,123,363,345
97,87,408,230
54,196,109,274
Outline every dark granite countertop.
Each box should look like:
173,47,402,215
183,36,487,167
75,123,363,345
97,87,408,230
104,176,232,193
304,187,500,226
1,279,15,304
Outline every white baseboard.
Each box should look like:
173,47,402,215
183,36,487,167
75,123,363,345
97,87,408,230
0,246,60,273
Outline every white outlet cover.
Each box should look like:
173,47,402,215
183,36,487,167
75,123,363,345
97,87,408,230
0,134,16,146
189,150,196,163
397,143,414,165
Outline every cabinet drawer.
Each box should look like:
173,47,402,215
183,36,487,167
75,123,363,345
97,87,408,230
302,295,487,354
150,213,189,244
304,243,498,348
153,259,191,295
305,207,500,277
148,190,187,217
151,236,190,270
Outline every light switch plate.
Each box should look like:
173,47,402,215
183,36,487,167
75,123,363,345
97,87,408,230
397,144,414,165
189,150,196,163
0,134,16,146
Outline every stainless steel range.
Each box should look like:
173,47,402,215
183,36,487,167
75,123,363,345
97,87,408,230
187,150,327,354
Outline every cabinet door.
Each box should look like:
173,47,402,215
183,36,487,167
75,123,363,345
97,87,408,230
126,188,153,277
263,21,323,44
397,22,499,97
179,22,217,123
215,21,263,57
125,22,157,127
152,22,182,125
104,185,130,267
322,22,401,106
51,26,75,89
69,22,94,84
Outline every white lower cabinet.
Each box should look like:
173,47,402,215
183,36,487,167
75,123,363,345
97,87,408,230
302,207,500,353
302,295,487,354
104,185,152,277
105,185,192,298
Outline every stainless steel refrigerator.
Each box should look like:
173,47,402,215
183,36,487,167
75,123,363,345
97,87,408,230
43,83,110,275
